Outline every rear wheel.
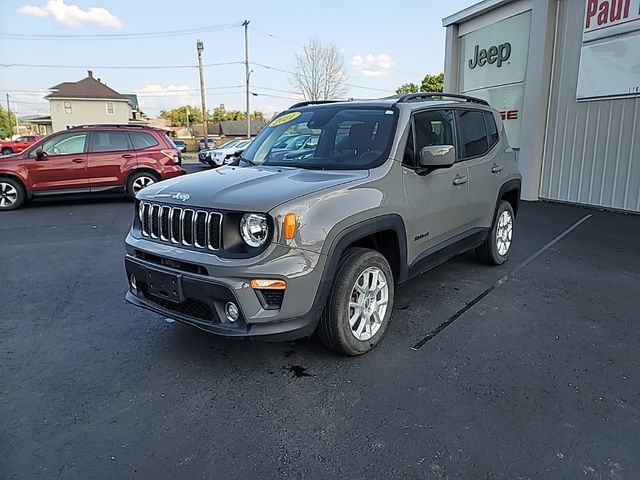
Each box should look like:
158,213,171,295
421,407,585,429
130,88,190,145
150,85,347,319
1,148,13,155
317,248,394,356
127,171,159,197
0,177,26,211
476,200,514,265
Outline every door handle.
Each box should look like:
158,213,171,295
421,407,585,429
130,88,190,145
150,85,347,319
452,175,468,186
491,164,503,173
122,154,134,159
71,158,84,163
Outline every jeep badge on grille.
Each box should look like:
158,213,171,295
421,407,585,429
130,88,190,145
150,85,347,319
171,192,190,202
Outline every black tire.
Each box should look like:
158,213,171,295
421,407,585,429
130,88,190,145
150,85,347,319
476,200,515,265
1,148,13,155
317,247,395,356
126,171,159,198
0,176,26,211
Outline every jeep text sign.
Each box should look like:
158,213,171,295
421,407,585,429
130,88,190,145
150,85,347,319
577,0,640,99
459,11,531,148
468,43,512,69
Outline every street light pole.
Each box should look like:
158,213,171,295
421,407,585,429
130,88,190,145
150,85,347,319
197,39,208,148
242,20,251,139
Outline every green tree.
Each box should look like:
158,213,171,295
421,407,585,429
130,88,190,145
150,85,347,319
420,73,445,93
210,105,265,123
159,106,203,127
395,73,445,95
395,83,420,95
0,107,17,139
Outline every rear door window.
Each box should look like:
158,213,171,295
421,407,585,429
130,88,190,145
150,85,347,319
129,131,159,150
457,110,489,158
90,131,131,153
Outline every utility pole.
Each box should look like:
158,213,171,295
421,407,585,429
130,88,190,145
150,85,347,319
6,94,13,138
185,106,190,136
242,20,251,139
196,39,208,148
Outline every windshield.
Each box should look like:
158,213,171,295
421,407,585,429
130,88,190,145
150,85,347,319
240,106,397,170
220,139,241,149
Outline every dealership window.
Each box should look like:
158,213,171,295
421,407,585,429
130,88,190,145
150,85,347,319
129,131,159,150
90,131,130,153
458,110,489,158
106,102,115,115
64,101,72,114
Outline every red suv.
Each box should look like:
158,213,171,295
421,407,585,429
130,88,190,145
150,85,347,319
0,125,185,211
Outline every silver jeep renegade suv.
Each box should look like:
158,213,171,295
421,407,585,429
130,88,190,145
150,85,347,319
124,93,521,355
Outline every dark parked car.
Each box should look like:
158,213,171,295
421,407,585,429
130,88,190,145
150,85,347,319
172,140,187,153
0,125,185,211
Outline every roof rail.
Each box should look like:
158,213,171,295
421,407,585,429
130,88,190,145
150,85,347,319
288,100,343,109
69,124,151,129
395,92,489,106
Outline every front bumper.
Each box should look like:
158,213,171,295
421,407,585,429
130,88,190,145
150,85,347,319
124,237,329,341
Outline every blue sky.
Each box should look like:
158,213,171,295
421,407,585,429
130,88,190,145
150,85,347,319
0,0,477,118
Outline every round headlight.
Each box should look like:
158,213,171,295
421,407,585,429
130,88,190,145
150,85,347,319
240,213,269,248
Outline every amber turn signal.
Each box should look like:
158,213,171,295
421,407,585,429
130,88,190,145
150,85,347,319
284,213,297,240
250,279,287,290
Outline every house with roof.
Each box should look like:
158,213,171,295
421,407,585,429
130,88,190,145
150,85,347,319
44,70,143,132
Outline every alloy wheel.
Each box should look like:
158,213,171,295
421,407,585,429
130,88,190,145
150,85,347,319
348,267,389,341
496,210,513,256
0,182,18,208
132,176,155,194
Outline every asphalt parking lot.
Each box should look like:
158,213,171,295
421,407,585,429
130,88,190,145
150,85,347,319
2,169,639,479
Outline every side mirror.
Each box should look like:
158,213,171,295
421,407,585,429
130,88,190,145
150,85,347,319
35,148,45,160
418,145,455,169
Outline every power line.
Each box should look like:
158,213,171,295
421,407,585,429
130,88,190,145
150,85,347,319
0,61,243,70
249,27,304,48
0,23,242,41
250,62,395,93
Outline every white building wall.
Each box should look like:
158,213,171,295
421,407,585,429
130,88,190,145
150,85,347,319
540,0,640,212
50,98,131,132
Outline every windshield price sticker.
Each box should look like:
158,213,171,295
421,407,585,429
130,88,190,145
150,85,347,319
270,112,301,127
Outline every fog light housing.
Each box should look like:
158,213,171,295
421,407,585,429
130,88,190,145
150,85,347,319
130,274,137,291
225,302,239,322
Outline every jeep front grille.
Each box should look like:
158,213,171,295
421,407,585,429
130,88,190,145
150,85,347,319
139,202,221,250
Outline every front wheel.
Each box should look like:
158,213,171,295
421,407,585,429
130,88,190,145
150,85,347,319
1,148,13,155
317,248,394,356
476,200,514,265
0,177,26,211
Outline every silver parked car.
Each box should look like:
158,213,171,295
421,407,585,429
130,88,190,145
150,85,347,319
125,93,521,355
198,139,252,167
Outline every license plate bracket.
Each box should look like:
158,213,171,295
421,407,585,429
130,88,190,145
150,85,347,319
146,269,184,303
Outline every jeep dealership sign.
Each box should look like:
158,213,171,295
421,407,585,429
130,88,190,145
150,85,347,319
459,11,531,148
577,0,640,99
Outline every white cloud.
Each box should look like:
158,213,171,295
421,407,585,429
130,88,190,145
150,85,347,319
134,84,199,115
17,5,48,17
18,0,122,29
351,53,395,77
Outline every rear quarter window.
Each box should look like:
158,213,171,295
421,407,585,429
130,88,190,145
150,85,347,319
129,131,160,150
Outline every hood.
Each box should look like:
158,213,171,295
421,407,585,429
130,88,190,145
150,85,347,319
139,165,369,212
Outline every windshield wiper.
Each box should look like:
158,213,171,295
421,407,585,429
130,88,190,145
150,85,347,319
239,156,257,166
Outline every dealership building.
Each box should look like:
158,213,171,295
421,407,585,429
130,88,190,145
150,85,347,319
443,0,640,213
